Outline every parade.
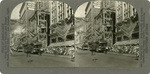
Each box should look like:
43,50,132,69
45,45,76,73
10,0,139,67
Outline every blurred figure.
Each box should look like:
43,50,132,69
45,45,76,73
89,41,99,61
69,46,76,61
89,41,96,56
25,43,33,63
104,46,109,54
39,48,44,56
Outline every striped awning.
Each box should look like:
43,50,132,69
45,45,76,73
49,40,74,47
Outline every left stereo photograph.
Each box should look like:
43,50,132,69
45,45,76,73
9,0,75,67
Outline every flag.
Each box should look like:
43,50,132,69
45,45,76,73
54,23,72,39
116,18,137,37
93,27,103,41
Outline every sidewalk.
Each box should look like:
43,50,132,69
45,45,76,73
10,50,139,67
74,50,139,67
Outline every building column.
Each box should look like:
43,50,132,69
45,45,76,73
56,37,58,42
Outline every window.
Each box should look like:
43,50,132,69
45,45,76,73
58,37,64,42
123,36,129,40
52,38,56,43
107,27,111,31
132,33,139,39
41,28,46,33
105,14,107,18
66,34,74,41
117,37,122,41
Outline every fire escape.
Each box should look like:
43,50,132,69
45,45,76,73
36,2,50,47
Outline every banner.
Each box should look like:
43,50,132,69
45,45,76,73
54,23,72,39
116,18,137,37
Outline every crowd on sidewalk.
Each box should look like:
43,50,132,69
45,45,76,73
43,44,139,57
44,46,77,56
109,45,139,57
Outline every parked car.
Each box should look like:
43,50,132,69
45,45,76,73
82,45,89,50
96,42,108,53
31,43,42,54
17,47,24,52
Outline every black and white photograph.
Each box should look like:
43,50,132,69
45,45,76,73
9,0,139,67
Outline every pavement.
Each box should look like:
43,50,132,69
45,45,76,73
9,50,139,67
74,50,139,67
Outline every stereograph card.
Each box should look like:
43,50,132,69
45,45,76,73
0,0,150,74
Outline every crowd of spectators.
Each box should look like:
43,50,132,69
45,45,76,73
44,46,76,56
110,44,139,57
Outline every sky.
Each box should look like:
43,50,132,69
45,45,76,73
11,3,22,19
10,2,88,18
13,26,25,34
10,3,24,34
75,2,88,18
9,1,87,34
10,21,25,34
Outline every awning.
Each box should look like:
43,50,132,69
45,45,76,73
114,39,139,45
49,40,74,47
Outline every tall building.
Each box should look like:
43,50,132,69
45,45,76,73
94,11,105,42
99,0,116,46
20,1,51,47
115,1,139,45
19,1,74,48
75,18,87,48
19,1,36,44
35,1,51,47
86,0,116,46
85,1,101,43
49,1,74,47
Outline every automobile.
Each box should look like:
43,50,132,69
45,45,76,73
31,48,40,54
82,45,89,50
96,42,108,53
96,46,106,53
31,42,42,54
17,47,24,52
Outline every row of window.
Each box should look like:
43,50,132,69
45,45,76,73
117,7,136,23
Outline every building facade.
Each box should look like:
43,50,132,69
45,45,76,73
49,1,74,47
84,0,139,49
75,18,87,48
20,1,74,48
115,1,139,46
85,0,116,46
99,0,116,46
85,1,101,43
19,1,36,44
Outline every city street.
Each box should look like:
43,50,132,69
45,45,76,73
9,0,139,68
10,50,139,67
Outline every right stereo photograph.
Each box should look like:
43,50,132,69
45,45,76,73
74,0,139,67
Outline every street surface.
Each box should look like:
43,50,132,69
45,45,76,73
10,50,139,67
